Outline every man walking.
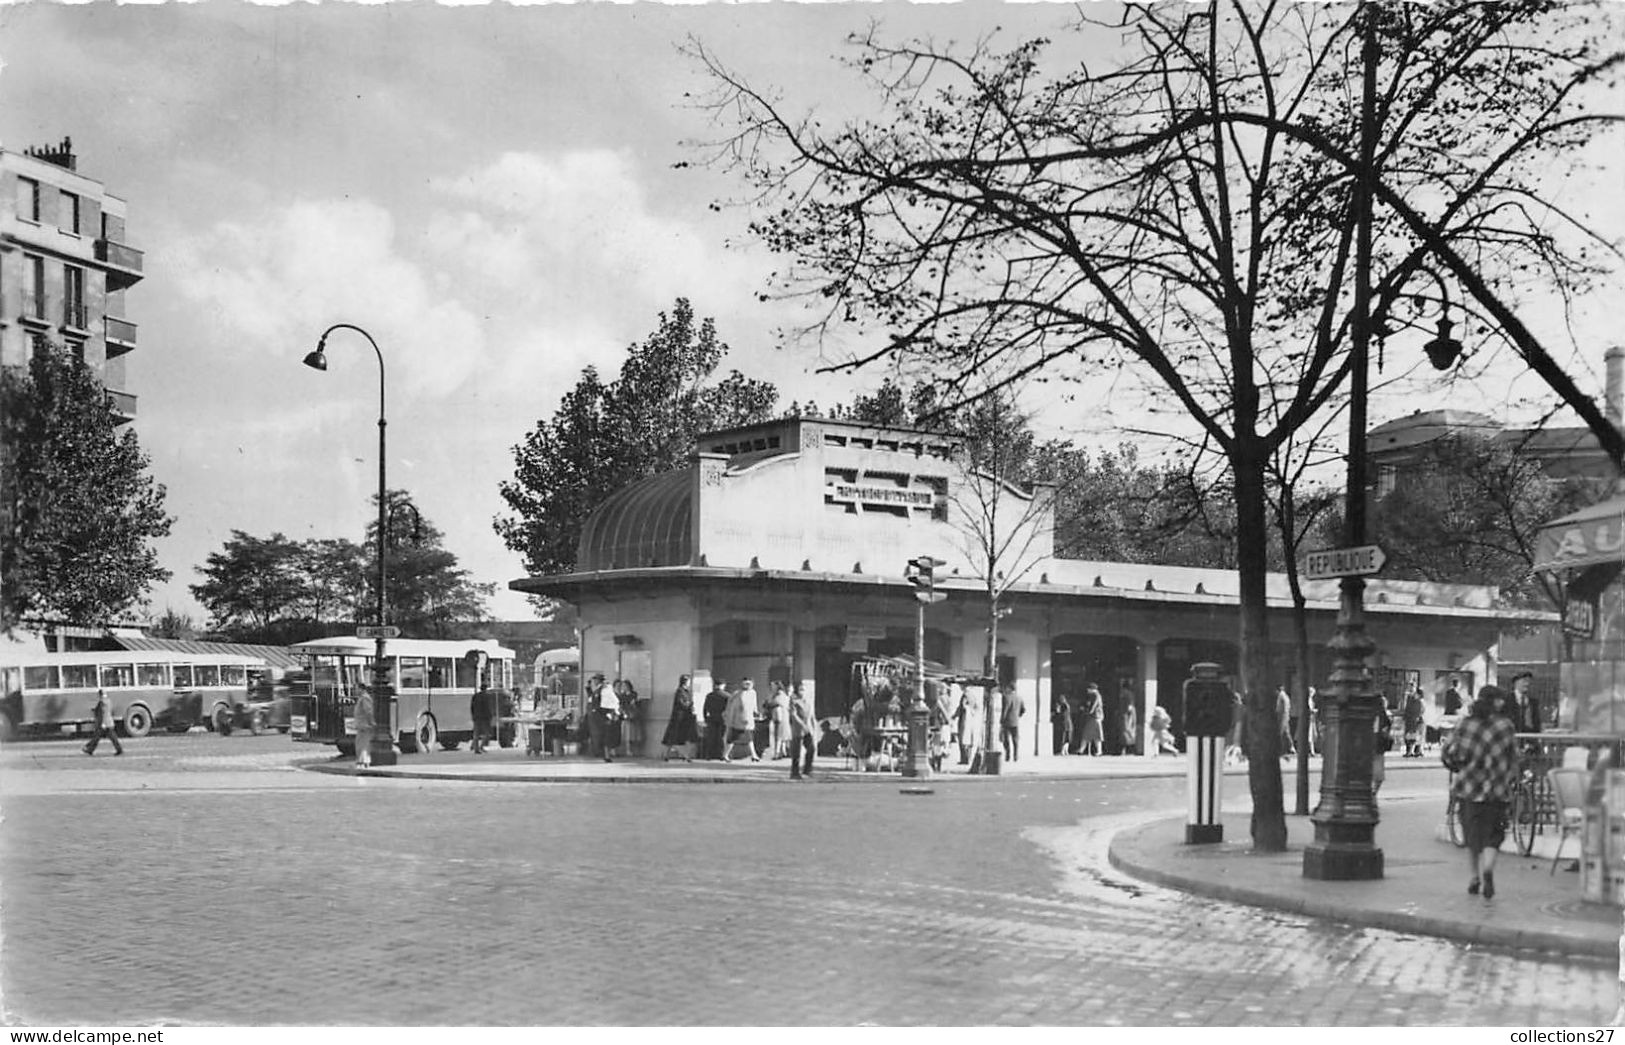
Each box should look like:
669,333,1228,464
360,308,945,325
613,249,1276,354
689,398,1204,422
788,682,816,780
1275,685,1294,758
1000,683,1025,763
82,689,122,756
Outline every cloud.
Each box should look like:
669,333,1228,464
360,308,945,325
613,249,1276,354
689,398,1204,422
170,198,490,400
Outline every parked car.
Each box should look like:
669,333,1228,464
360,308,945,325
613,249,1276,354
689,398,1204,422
212,668,294,736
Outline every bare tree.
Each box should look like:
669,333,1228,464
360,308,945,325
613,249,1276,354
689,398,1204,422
692,1,1622,849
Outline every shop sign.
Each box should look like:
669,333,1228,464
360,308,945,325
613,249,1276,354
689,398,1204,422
1536,516,1625,571
1563,598,1597,639
829,482,937,509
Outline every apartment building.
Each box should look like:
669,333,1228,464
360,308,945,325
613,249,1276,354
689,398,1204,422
1,137,143,423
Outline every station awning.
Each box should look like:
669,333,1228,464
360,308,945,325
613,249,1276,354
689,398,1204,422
1533,493,1625,572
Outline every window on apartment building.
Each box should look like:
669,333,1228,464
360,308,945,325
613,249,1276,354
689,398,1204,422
63,265,85,329
21,255,45,319
17,177,41,222
60,191,80,235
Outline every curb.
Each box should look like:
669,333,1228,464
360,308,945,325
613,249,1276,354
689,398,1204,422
1105,815,1616,961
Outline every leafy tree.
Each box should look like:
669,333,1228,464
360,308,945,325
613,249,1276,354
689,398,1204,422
191,531,308,638
148,608,199,640
1372,432,1608,609
191,493,486,643
694,2,1621,849
367,490,494,638
1,343,172,630
496,298,778,576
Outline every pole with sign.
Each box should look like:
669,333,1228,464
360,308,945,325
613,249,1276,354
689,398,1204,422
1301,545,1387,581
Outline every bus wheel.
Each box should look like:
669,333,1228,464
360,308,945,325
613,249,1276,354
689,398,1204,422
212,705,233,736
121,705,153,739
415,716,438,753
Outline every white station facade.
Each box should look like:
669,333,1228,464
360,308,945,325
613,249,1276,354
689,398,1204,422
513,417,1548,757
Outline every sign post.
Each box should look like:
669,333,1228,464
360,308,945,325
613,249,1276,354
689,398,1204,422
1300,545,1387,581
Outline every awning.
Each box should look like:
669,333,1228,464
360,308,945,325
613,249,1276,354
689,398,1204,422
1533,493,1625,572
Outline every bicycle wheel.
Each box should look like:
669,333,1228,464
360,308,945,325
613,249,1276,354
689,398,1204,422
1510,781,1538,856
1446,793,1465,847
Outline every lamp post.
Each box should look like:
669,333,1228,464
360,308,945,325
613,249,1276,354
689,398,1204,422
1304,7,1464,880
303,323,396,768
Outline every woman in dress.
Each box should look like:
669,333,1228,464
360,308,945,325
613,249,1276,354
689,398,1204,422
765,681,790,759
955,682,983,766
1080,683,1105,756
660,674,699,762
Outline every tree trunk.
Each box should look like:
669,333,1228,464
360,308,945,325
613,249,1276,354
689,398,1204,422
1235,448,1288,850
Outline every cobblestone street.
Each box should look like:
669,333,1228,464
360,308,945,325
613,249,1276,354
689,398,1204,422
0,735,1612,1026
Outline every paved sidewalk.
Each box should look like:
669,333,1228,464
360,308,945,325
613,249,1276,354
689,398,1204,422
308,746,1622,961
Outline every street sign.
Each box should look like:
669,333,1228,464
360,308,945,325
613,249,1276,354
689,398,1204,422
915,591,948,604
1300,545,1387,580
355,625,401,639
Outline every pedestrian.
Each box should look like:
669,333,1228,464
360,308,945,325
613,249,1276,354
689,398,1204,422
352,685,373,769
1079,683,1105,756
999,683,1024,763
470,681,496,754
1068,685,1088,755
1119,692,1138,757
954,682,982,766
615,679,643,756
702,677,730,761
927,682,951,772
1507,671,1541,735
1443,678,1464,717
588,674,621,763
1050,689,1073,756
1307,685,1321,755
82,688,123,757
1224,691,1246,765
1275,685,1294,758
765,680,790,759
788,681,817,780
1402,684,1426,757
1441,684,1519,901
724,679,761,763
1150,704,1179,756
1373,698,1393,793
660,674,699,762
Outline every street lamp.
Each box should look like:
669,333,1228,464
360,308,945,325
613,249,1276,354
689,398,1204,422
303,322,397,768
1304,7,1465,880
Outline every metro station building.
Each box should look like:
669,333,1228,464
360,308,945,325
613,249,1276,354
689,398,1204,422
513,417,1548,758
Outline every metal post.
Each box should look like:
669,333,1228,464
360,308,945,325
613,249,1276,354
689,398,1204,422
1305,6,1382,880
308,323,396,768
904,593,932,779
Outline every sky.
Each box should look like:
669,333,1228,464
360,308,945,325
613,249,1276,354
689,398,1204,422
1,1,1621,626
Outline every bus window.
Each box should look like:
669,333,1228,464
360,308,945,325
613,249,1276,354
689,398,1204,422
24,665,58,690
138,663,170,687
399,657,427,690
174,664,194,688
62,663,97,688
221,664,248,686
195,665,221,687
428,658,452,688
99,664,136,688
455,655,479,688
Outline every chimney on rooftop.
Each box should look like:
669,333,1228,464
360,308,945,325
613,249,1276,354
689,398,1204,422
1606,345,1625,430
23,137,75,172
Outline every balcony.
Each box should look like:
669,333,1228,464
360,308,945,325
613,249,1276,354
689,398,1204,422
63,302,88,332
105,316,138,357
105,387,137,424
95,238,145,291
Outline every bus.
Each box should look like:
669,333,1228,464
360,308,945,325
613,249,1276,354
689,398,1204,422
0,649,268,741
287,636,518,756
